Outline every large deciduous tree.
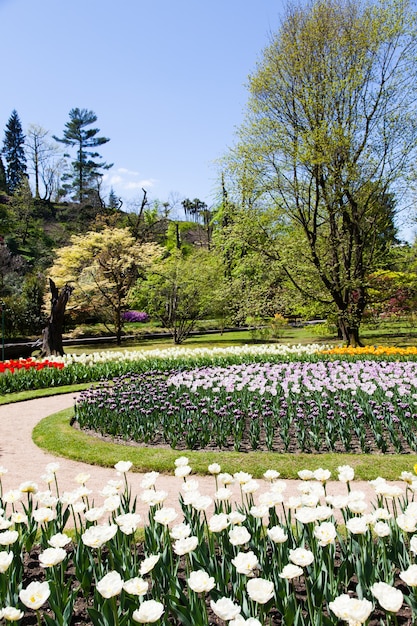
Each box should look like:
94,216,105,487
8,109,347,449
224,0,417,346
50,227,162,344
26,124,64,201
53,108,112,204
3,110,27,194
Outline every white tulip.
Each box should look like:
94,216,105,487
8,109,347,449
246,577,274,604
132,599,164,623
19,581,50,610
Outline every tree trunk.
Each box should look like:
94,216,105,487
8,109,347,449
40,279,74,357
337,314,364,347
116,311,123,345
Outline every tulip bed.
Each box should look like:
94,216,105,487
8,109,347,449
74,359,417,454
0,360,64,375
1,460,417,624
0,345,331,395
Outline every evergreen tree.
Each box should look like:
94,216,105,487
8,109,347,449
107,187,121,211
0,156,7,193
3,110,27,193
53,108,112,203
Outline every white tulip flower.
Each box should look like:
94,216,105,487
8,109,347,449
32,508,57,524
115,512,141,535
267,525,288,544
264,469,280,481
19,580,51,610
337,465,355,483
0,517,13,531
371,581,403,613
373,521,391,538
298,470,314,481
279,564,303,580
228,511,246,525
228,526,251,546
314,522,337,546
231,550,259,577
208,513,230,533
0,551,13,573
329,594,373,624
96,571,124,598
218,472,234,485
139,554,160,575
289,547,314,567
114,460,132,473
84,507,106,522
139,471,159,489
38,547,67,568
140,489,168,506
81,524,118,548
153,507,178,526
0,606,24,621
400,564,417,586
214,487,233,501
246,577,274,604
174,465,192,478
169,522,191,540
346,516,369,535
173,536,198,556
48,533,71,549
174,456,189,467
210,597,241,621
123,577,148,596
187,569,215,593
0,531,18,546
132,599,164,623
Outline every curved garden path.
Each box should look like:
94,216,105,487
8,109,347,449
0,394,402,519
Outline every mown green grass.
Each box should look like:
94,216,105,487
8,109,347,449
63,319,417,355
32,407,417,481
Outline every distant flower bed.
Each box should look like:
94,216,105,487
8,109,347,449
75,360,417,453
0,344,332,395
0,358,64,375
60,343,332,366
1,459,417,624
122,311,150,323
322,345,417,357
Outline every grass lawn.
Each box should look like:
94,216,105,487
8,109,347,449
63,319,417,355
32,408,417,482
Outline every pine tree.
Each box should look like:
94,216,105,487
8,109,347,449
107,187,121,210
53,108,112,203
0,156,7,193
3,110,27,194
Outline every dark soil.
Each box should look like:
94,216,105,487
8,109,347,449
14,544,415,625
76,419,415,455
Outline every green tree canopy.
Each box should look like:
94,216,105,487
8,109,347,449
224,0,417,346
131,249,223,344
50,227,162,344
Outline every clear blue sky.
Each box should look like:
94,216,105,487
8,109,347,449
0,0,284,215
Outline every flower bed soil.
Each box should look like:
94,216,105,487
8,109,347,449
17,545,414,625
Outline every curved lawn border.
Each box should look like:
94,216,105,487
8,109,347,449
32,408,417,481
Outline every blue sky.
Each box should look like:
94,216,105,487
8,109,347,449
0,0,284,215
